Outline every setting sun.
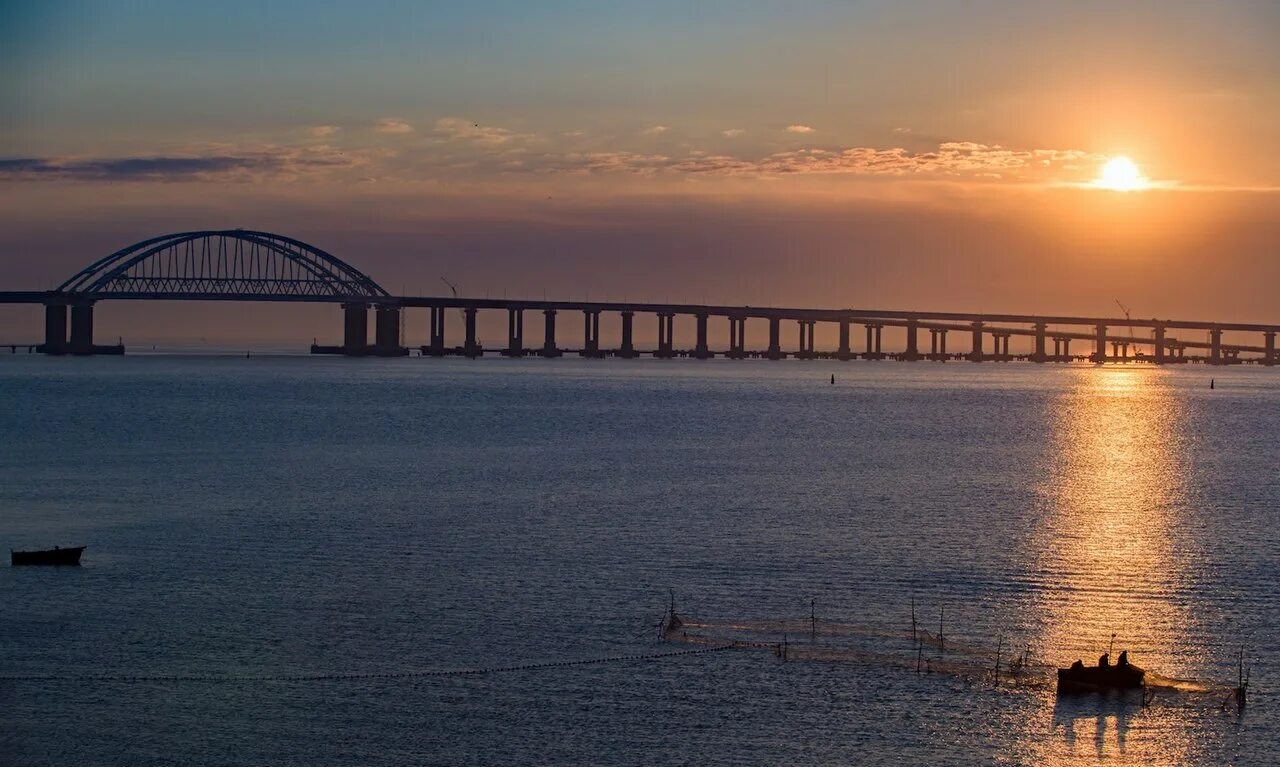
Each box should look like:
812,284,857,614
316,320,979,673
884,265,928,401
1096,156,1148,191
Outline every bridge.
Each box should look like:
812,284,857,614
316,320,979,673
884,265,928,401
1,228,1276,365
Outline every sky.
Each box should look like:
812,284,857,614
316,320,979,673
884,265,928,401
1,0,1278,344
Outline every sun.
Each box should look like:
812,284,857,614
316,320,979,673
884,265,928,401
1095,156,1148,191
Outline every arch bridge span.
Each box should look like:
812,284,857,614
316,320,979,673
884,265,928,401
0,228,1276,365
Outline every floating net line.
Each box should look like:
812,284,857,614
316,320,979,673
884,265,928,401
0,644,737,684
662,613,1241,700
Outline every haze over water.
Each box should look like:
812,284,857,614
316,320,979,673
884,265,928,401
2,357,1277,765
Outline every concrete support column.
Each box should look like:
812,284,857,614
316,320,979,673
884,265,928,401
969,322,984,362
1002,334,1011,358
463,308,480,358
342,302,367,356
767,317,782,360
426,307,445,355
939,329,947,357
656,313,675,358
1209,328,1223,365
619,311,637,358
505,308,524,357
581,310,602,357
929,329,938,356
728,317,746,358
1265,331,1276,366
874,325,883,355
694,314,710,359
374,306,403,355
837,319,851,360
542,309,561,358
904,318,920,361
43,303,67,355
797,320,807,358
1093,324,1107,364
1032,323,1047,362
1153,324,1167,364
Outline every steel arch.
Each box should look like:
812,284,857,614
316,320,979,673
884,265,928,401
57,230,389,298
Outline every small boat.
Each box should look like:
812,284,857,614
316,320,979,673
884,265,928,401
11,545,86,566
1057,653,1144,694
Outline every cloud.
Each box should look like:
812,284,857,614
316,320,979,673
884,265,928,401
536,140,1107,181
434,117,530,146
0,146,363,182
376,118,414,134
308,125,341,137
562,131,585,138
722,129,745,138
893,127,912,133
786,124,815,134
641,125,670,135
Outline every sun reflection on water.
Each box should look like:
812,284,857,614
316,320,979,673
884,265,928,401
1028,367,1197,763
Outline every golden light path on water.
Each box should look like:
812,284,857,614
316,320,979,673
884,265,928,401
1024,367,1198,764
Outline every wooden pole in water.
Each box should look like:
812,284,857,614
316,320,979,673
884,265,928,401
911,596,917,642
994,636,1003,686
939,606,945,655
810,598,816,642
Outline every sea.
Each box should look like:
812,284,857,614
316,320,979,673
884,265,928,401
2,355,1277,766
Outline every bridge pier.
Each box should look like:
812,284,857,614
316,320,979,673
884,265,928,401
1265,331,1276,366
581,310,602,358
864,323,884,360
694,314,711,359
542,309,561,358
1092,324,1107,364
903,318,920,361
928,328,949,361
969,322,984,362
656,313,675,358
42,302,68,355
373,306,407,356
1154,324,1167,364
504,309,524,357
341,302,369,355
69,302,95,355
1210,328,1223,365
463,308,481,358
426,307,446,356
619,311,638,358
1032,323,1047,362
837,319,851,360
728,316,747,359
767,317,782,360
797,320,816,359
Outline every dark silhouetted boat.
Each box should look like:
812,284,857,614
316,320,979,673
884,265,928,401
1057,653,1145,694
10,545,85,566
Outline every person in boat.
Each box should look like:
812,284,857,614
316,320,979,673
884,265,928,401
1098,653,1110,668
1070,659,1084,672
1117,651,1129,667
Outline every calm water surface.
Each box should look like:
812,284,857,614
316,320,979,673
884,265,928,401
2,357,1277,765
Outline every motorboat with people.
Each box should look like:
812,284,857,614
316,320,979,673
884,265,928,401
1057,651,1144,694
10,545,86,566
